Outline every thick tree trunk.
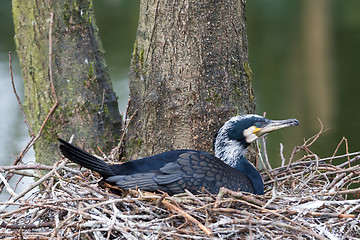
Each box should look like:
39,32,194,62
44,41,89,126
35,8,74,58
126,0,255,159
12,0,122,165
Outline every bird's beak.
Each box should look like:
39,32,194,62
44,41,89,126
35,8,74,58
253,118,300,137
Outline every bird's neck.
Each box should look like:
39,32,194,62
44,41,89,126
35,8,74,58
215,138,264,195
214,138,247,168
233,156,264,194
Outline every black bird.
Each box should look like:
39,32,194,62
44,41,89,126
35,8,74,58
59,114,299,195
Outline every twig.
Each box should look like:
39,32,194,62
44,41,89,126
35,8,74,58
330,137,351,167
162,198,212,236
263,186,277,208
0,173,17,197
256,140,273,182
306,211,356,219
280,143,286,167
214,187,276,209
48,12,57,103
321,187,360,196
338,154,360,168
261,136,272,170
287,118,324,168
326,172,346,191
184,189,205,206
111,109,138,160
305,118,324,147
0,164,54,172
0,222,55,229
7,170,40,178
9,51,33,136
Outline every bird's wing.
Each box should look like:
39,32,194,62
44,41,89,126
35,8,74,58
105,162,184,194
175,151,255,194
106,173,160,192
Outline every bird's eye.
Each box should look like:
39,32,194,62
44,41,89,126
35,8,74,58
254,122,261,128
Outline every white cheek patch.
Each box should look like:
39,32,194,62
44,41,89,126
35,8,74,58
243,126,258,143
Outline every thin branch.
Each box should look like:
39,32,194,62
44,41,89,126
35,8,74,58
0,221,55,229
287,118,324,169
48,11,57,103
162,198,212,236
0,172,17,197
9,51,33,136
280,143,286,167
0,164,54,171
261,136,272,170
111,108,138,160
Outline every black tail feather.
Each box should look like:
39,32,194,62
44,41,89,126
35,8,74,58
58,139,115,178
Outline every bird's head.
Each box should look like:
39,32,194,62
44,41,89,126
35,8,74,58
214,114,300,165
227,114,300,146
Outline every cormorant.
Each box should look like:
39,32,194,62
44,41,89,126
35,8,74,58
59,114,299,195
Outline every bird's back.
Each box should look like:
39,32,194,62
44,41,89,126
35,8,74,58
106,150,255,195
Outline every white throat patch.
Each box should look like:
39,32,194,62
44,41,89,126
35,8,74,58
215,139,245,167
243,126,258,143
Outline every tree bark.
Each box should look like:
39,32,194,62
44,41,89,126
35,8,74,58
126,0,255,159
12,0,122,165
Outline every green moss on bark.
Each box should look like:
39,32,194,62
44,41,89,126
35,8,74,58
12,0,123,165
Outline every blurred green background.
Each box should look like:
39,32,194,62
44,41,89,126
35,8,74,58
1,0,359,168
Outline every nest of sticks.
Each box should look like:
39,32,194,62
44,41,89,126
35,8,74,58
1,132,360,240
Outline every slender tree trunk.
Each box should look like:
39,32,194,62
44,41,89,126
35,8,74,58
12,0,122,165
126,0,255,159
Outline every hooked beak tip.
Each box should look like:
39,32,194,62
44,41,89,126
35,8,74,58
288,118,300,126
